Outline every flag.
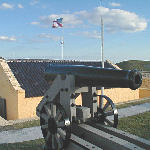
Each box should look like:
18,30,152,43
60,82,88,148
60,40,64,45
52,18,63,28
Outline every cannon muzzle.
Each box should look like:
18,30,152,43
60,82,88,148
44,65,142,90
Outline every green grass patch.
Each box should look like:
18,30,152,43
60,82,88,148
0,139,45,150
0,98,149,132
105,98,149,112
0,120,40,132
116,98,150,109
118,111,150,140
0,112,150,149
116,60,150,71
13,120,40,130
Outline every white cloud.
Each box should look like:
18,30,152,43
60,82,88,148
109,2,121,7
30,0,39,6
36,6,147,33
0,36,16,41
0,3,13,9
26,33,61,44
31,21,40,25
38,33,61,41
82,31,101,39
78,7,147,32
40,13,83,28
18,4,23,9
72,31,101,39
0,3,24,9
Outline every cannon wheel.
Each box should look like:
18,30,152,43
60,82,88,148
94,95,118,128
40,102,71,149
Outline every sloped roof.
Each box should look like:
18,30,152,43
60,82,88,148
7,59,117,98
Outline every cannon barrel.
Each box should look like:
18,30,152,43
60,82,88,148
44,65,142,90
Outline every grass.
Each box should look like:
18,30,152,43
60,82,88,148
105,98,149,112
116,98,150,109
0,120,40,132
118,111,150,140
0,98,150,132
13,120,40,130
0,111,150,150
0,139,45,150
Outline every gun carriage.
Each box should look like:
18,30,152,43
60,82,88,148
36,65,148,150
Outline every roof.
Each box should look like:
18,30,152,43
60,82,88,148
7,59,117,98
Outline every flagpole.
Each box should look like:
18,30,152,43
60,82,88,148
100,0,104,108
61,36,64,60
52,18,64,60
61,27,64,60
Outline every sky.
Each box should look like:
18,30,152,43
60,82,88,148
0,0,150,63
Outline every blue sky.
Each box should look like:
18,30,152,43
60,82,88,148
0,0,150,63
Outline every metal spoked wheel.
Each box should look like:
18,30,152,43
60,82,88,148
94,95,118,128
40,102,71,150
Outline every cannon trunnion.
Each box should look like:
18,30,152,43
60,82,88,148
36,65,142,150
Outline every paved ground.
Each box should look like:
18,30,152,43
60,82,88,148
0,103,150,145
0,126,43,144
107,103,150,121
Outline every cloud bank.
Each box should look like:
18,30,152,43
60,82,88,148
34,6,147,33
30,0,39,6
72,31,101,39
18,4,24,9
109,2,121,7
0,36,16,41
0,3,24,9
38,33,61,41
0,3,13,9
31,21,40,25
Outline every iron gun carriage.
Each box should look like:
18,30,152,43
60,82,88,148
36,65,142,149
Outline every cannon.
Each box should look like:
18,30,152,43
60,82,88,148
36,65,142,150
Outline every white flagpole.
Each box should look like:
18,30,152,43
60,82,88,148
61,25,64,60
52,19,64,60
100,0,104,108
61,36,64,60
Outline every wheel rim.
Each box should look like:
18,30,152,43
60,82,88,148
94,95,118,128
40,102,71,149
